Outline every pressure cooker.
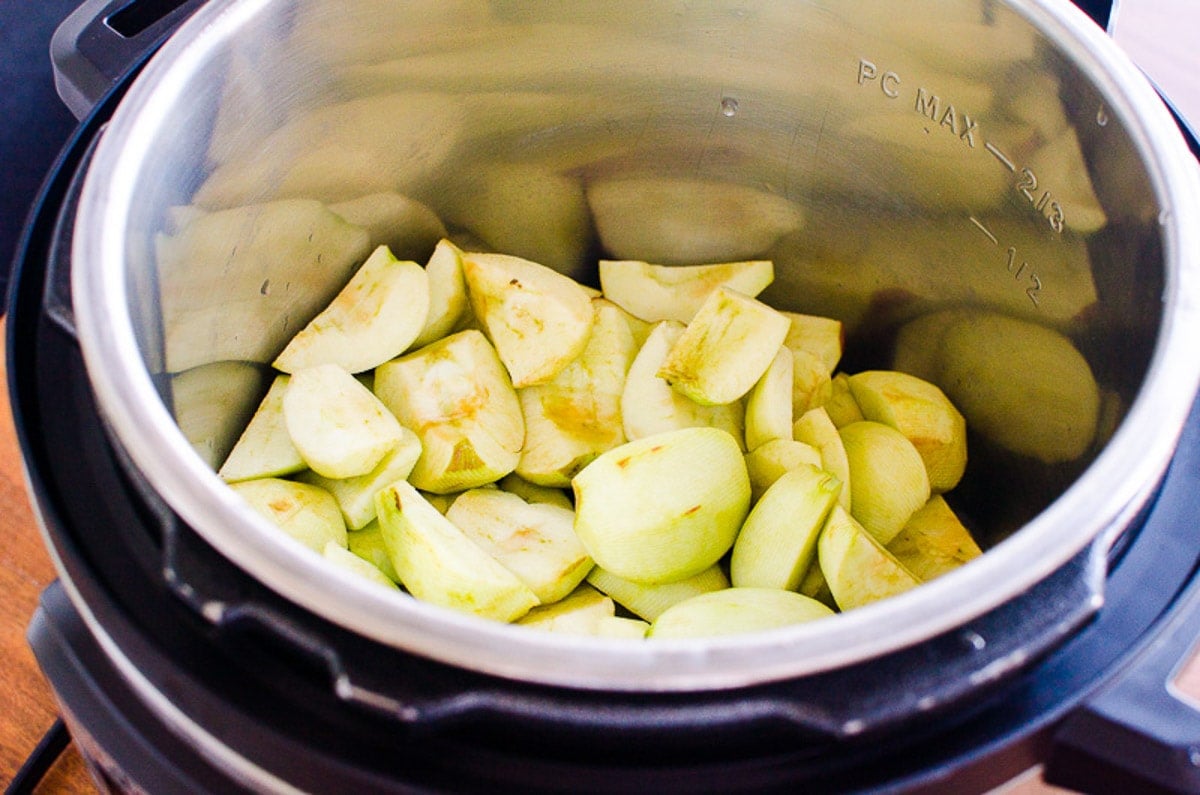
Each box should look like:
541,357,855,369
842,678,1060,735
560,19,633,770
9,0,1200,791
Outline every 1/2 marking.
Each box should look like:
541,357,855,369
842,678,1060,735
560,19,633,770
969,217,1043,307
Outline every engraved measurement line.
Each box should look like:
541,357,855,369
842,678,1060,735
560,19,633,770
969,216,998,245
984,141,1015,172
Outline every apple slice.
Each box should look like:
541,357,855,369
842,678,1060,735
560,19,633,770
374,329,524,493
572,427,750,584
847,370,968,493
790,349,834,417
498,473,574,511
744,346,794,451
230,478,347,554
825,372,865,428
297,430,423,529
887,495,983,581
516,298,636,487
219,375,305,483
621,320,745,446
347,520,400,583
461,251,595,387
839,421,930,545
744,438,823,503
515,584,614,634
272,245,431,374
411,238,470,348
283,364,404,479
586,563,730,622
658,287,791,406
446,488,593,604
818,505,920,612
375,480,539,622
730,464,842,590
598,259,774,323
792,407,852,511
323,541,400,590
647,588,834,639
781,311,844,375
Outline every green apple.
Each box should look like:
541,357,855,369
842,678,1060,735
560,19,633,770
598,258,774,323
744,438,823,504
515,584,614,634
230,478,347,554
411,238,470,348
648,588,834,639
744,346,794,452
818,505,920,612
297,432,423,529
792,407,852,510
839,421,930,545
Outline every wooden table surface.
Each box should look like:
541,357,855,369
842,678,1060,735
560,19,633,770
2,3,1199,792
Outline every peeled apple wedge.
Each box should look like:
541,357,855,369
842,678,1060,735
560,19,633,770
744,346,794,452
515,584,615,634
347,520,401,583
516,298,636,487
445,488,593,604
586,176,805,265
586,563,730,622
323,541,400,590
781,311,844,375
411,238,469,348
374,329,524,493
572,427,751,584
839,421,930,545
297,431,423,529
818,505,921,612
730,464,842,591
461,251,595,388
283,364,405,479
790,348,834,417
598,259,774,323
648,588,834,640
621,320,745,445
888,496,983,582
657,287,791,406
498,473,574,511
848,370,967,493
375,480,539,622
792,407,852,511
824,373,865,428
219,375,305,483
230,478,348,554
273,245,430,374
744,439,823,504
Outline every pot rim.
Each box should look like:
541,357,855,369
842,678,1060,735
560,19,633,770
70,0,1200,691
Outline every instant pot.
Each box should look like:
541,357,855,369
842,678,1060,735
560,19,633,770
9,0,1200,791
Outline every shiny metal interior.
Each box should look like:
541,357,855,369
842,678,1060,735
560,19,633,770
71,0,1200,689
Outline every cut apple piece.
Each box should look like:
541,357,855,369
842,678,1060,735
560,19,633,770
327,192,447,261
839,421,930,545
323,541,400,590
515,584,614,634
596,616,651,639
744,438,823,504
375,480,538,622
230,478,347,554
647,588,834,639
848,370,967,493
446,488,592,604
792,407,852,511
516,298,636,487
598,259,774,323
219,375,305,483
657,287,791,406
273,245,431,374
374,329,524,493
824,373,865,428
744,346,794,452
283,364,404,479
790,349,834,417
586,563,730,623
461,251,595,387
818,505,920,612
621,320,745,446
572,427,750,584
587,176,805,265
411,238,469,348
347,520,401,583
888,495,983,581
781,311,844,375
297,430,423,529
730,464,842,590
498,473,574,511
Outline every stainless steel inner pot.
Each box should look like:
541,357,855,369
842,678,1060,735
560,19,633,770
70,0,1200,690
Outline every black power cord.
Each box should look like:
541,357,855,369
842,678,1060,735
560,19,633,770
5,718,71,795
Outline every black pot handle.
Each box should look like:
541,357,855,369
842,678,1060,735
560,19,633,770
50,0,205,120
